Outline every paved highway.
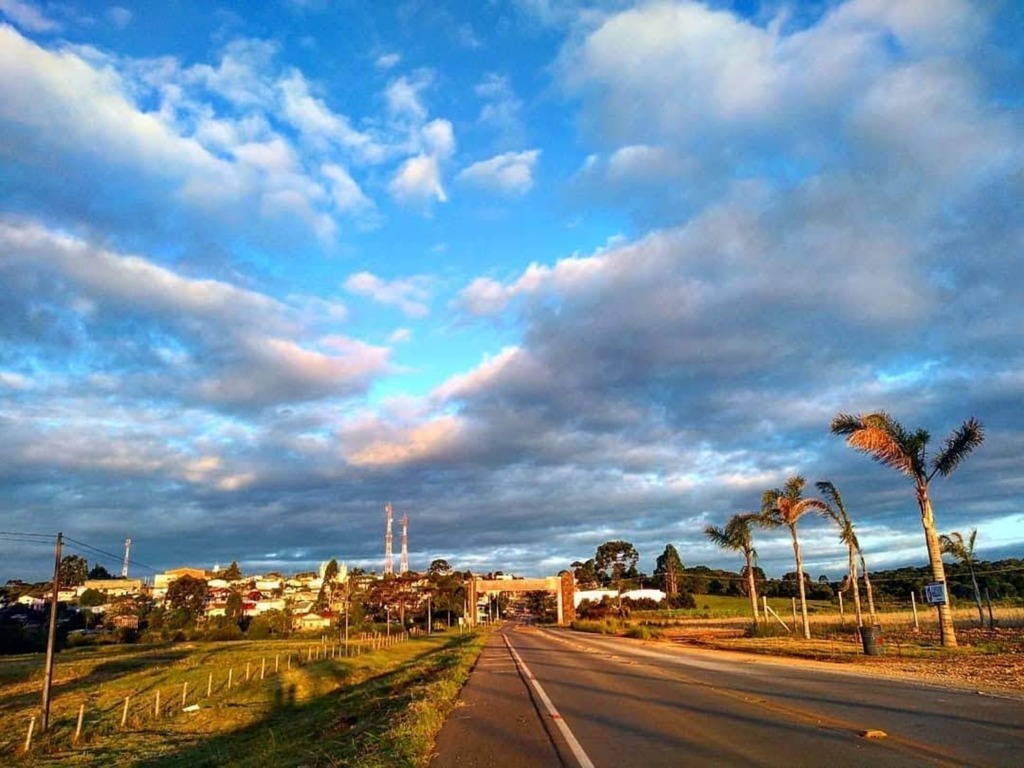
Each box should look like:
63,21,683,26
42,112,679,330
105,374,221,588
431,625,1024,767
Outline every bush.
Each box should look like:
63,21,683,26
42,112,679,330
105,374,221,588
625,624,663,640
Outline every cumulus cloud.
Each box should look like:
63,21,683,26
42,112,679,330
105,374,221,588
0,217,392,409
458,150,540,196
0,0,59,32
344,272,431,318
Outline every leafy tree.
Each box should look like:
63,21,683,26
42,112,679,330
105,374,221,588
428,559,452,577
816,481,876,628
323,558,340,582
78,588,105,607
166,575,208,619
222,561,243,580
594,541,639,612
571,559,598,589
940,529,984,627
225,589,244,621
87,565,113,580
704,512,761,621
653,545,684,599
760,477,825,640
831,411,984,648
59,555,89,587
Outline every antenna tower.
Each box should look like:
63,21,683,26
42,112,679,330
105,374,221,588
121,537,132,578
384,503,394,576
400,515,409,574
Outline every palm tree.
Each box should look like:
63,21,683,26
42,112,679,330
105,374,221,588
830,412,984,648
760,476,825,640
704,513,761,622
815,481,876,628
940,529,984,627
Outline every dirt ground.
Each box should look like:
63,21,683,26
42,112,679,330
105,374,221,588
660,625,1024,696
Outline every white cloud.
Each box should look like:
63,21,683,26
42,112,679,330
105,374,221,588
344,272,431,318
322,163,376,216
389,154,447,206
376,52,401,70
421,118,455,157
106,6,132,30
458,149,540,196
0,0,58,32
385,74,429,120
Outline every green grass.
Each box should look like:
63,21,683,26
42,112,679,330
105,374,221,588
1,629,489,767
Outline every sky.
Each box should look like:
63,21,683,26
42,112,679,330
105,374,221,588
1,0,1022,584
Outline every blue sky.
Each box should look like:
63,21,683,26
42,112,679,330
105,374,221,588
1,0,1022,583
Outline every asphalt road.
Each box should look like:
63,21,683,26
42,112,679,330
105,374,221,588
431,625,1024,767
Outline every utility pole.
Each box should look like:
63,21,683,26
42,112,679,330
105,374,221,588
41,531,62,731
427,594,432,634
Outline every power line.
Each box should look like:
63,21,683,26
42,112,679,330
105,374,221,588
62,535,158,574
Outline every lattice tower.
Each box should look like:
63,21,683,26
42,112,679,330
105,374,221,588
122,538,132,578
400,515,409,574
384,503,394,576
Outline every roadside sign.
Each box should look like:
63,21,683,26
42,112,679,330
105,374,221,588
923,582,947,605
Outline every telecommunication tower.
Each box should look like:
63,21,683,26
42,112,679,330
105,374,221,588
121,538,132,578
400,515,409,574
384,503,394,576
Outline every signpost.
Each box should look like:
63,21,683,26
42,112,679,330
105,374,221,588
924,581,948,606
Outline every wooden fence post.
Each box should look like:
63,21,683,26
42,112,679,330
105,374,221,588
121,696,130,727
182,681,188,707
228,668,233,690
154,690,161,719
261,657,266,680
245,661,251,682
275,653,279,673
207,672,213,697
24,716,35,752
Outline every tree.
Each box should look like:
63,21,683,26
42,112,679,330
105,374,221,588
760,477,825,640
222,561,243,581
225,589,244,621
571,559,598,589
816,481,876,628
58,555,89,587
704,513,761,621
323,558,340,583
594,541,639,612
831,411,984,648
940,529,984,627
653,545,684,599
78,588,105,607
166,575,208,619
428,559,452,577
87,565,113,580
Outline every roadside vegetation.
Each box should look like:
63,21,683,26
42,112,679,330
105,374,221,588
0,628,488,767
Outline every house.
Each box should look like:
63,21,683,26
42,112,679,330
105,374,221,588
293,610,334,631
113,615,139,630
81,579,144,598
152,567,214,600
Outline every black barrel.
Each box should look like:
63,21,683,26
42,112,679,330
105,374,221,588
860,625,884,656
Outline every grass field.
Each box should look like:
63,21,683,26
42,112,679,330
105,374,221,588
1,629,488,767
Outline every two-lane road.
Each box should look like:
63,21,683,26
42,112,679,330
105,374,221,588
431,625,1024,767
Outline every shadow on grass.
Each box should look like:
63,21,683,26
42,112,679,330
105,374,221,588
121,633,481,768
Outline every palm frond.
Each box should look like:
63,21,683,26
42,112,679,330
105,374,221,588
829,413,864,436
703,524,734,551
846,425,918,476
931,417,984,479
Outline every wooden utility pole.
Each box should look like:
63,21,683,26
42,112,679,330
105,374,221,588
40,531,62,731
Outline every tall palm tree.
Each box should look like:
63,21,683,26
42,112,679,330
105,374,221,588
940,529,984,627
815,481,875,628
704,513,761,622
830,411,984,648
760,476,825,640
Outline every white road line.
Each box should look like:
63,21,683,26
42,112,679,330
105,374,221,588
503,633,596,768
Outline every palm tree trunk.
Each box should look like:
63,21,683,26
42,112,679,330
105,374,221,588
967,561,984,627
848,545,863,628
791,527,810,640
744,550,759,621
859,552,877,624
917,484,957,648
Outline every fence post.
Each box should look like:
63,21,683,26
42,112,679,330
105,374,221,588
838,592,844,626
208,672,213,697
121,696,130,727
985,588,995,628
910,591,920,632
261,658,266,680
74,703,85,743
791,598,797,632
228,668,233,690
182,681,188,708
245,661,251,682
154,690,161,719
24,716,35,753
275,653,279,673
